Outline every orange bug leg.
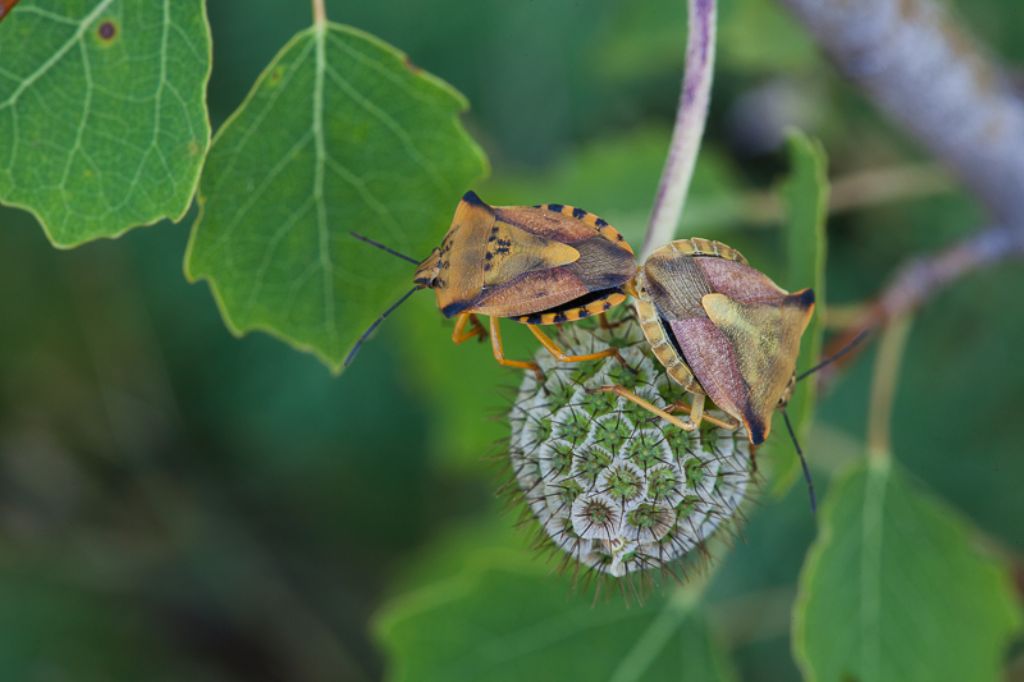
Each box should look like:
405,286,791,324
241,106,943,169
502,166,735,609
589,386,696,432
527,325,622,365
666,395,739,431
489,317,543,379
451,312,487,344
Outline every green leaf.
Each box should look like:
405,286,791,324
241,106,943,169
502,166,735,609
0,0,211,246
376,555,738,682
186,23,487,371
766,130,828,495
793,460,1022,682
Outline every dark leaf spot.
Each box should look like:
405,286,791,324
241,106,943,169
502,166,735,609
98,20,116,40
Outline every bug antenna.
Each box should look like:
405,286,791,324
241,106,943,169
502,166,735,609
350,232,420,265
782,407,816,513
343,287,419,368
796,329,871,382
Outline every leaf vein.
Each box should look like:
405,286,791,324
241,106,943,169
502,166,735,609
324,64,449,194
313,25,337,343
0,0,115,110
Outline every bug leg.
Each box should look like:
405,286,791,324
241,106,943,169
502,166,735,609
687,393,706,429
469,314,487,340
597,312,626,330
666,396,739,431
590,386,695,432
452,312,487,344
490,317,543,379
528,325,622,364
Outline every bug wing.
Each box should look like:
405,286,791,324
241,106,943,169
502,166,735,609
699,289,815,443
470,205,636,318
495,205,598,243
639,242,815,443
482,222,581,287
433,195,582,317
694,257,788,304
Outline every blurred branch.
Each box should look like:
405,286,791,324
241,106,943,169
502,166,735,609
824,225,1024,372
777,0,1024,227
641,0,716,259
825,163,951,215
738,162,952,226
871,226,1024,323
778,0,1024,391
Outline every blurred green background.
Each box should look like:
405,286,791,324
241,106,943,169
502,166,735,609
1,0,1023,679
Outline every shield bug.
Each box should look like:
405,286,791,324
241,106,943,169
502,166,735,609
607,238,815,444
592,237,813,438
346,191,638,374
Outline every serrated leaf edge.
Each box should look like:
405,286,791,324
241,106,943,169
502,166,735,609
184,21,488,373
1,0,213,249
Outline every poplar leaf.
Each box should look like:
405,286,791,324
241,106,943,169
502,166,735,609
793,460,1022,682
0,0,211,246
186,23,488,371
376,557,738,682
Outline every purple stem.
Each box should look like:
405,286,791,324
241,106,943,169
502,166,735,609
820,224,1024,382
777,0,1024,228
778,0,1024,357
641,0,717,259
875,224,1024,322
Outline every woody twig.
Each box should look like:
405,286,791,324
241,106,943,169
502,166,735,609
777,0,1024,363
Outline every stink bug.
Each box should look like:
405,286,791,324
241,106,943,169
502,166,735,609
346,191,638,373
611,238,815,445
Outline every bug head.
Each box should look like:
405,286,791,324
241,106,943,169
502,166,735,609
413,247,442,289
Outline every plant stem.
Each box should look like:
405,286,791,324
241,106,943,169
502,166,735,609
776,0,1024,227
641,0,717,259
824,225,1024,362
724,162,951,229
312,0,327,25
773,0,1024,385
866,314,912,465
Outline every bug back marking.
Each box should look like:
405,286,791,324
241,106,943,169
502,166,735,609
700,291,814,443
667,238,748,264
515,290,629,325
528,203,635,256
431,199,494,316
482,222,580,287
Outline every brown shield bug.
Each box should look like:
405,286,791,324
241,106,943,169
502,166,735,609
592,237,819,505
346,191,638,374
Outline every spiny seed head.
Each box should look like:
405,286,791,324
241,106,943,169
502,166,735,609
508,319,753,578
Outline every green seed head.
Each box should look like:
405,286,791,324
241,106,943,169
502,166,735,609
509,321,753,578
